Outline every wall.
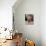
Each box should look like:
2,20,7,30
13,0,41,46
41,0,46,46
0,0,16,30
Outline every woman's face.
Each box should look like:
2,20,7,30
27,15,32,22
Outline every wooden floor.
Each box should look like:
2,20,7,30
0,39,16,46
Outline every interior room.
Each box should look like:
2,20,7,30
0,0,46,46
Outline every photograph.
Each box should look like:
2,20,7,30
25,14,34,25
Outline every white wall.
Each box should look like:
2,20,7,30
41,0,46,46
13,0,41,46
0,0,16,30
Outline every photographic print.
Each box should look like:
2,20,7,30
25,14,34,25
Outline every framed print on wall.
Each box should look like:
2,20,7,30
25,14,34,25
